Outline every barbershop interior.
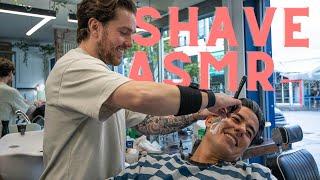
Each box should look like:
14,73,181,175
1,0,320,179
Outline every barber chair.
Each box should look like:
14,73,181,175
267,125,320,180
30,105,45,128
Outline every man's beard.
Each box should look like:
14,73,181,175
97,31,121,66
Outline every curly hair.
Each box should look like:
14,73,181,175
76,0,137,43
0,57,15,78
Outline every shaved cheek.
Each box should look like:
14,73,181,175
209,122,220,135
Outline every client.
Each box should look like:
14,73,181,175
112,98,276,180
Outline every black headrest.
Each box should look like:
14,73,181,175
272,125,303,145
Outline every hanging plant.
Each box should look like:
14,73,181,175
39,44,55,79
51,1,67,12
15,41,30,66
10,0,25,6
9,0,33,11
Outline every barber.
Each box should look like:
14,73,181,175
0,57,43,136
40,0,241,179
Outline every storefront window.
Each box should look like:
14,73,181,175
163,30,180,82
118,14,226,94
161,16,226,92
121,36,160,82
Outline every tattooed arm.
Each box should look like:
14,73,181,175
133,113,203,135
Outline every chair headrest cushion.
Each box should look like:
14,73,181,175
272,125,303,145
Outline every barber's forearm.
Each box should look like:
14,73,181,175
26,105,36,120
110,81,179,115
134,114,198,135
110,81,208,116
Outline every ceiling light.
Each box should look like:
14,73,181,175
68,18,77,23
0,8,54,19
68,13,77,23
0,3,56,18
26,17,53,36
0,3,56,36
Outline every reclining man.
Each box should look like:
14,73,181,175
112,98,276,179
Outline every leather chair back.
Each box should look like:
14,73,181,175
267,125,320,180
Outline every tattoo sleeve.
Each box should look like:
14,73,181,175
134,114,196,135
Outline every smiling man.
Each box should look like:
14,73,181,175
113,98,276,180
41,0,242,179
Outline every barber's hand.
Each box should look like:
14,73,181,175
34,100,45,108
194,109,216,120
207,93,241,117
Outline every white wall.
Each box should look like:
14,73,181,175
10,43,51,102
13,46,45,89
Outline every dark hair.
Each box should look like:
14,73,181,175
239,98,265,145
190,98,265,154
0,57,15,77
76,0,137,43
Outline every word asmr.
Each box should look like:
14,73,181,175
129,7,309,91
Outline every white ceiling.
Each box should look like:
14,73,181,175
0,13,53,42
0,0,206,43
0,12,79,43
0,0,77,43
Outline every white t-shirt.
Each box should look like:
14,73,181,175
0,82,29,125
41,48,146,180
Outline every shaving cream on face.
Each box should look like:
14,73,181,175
209,117,226,135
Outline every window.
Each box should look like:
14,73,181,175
121,37,160,82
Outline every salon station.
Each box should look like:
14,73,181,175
1,0,320,179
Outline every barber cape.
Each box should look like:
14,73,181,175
111,154,277,180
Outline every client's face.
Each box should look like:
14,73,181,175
205,107,259,161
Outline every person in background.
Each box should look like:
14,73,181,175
312,85,320,108
0,57,44,136
41,0,241,179
113,98,276,180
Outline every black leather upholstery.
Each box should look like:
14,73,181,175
272,125,303,145
268,125,320,180
267,149,320,180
